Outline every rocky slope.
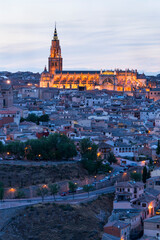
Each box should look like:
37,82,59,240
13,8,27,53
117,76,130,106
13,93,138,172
0,194,114,240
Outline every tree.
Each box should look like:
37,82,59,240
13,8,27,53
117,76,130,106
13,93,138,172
68,181,78,199
130,172,141,182
80,138,92,156
147,170,151,179
3,133,77,161
20,117,25,122
0,182,4,202
80,138,101,174
156,140,160,155
0,141,4,154
26,113,39,124
107,152,117,164
142,166,148,183
83,184,94,197
49,184,59,201
37,185,48,202
15,189,25,199
39,114,50,123
80,138,98,161
5,141,24,158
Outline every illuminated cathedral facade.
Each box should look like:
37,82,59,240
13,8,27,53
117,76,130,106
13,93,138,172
40,27,146,91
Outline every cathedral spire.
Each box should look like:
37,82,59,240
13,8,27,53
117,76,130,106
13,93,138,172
53,23,58,40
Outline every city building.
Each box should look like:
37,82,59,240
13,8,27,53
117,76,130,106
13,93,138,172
143,216,160,239
40,27,146,91
103,220,130,240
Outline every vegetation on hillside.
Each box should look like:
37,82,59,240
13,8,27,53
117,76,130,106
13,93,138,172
20,113,50,125
80,138,112,174
0,133,77,161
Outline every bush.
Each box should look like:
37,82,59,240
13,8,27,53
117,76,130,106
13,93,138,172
59,204,73,211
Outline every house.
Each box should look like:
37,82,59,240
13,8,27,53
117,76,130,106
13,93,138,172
103,220,130,240
132,194,156,219
149,88,160,101
143,216,160,239
114,182,144,209
98,142,112,159
113,143,138,158
0,82,13,108
0,110,21,126
146,176,160,192
109,209,143,239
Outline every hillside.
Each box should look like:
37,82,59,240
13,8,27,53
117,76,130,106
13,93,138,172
0,163,88,188
0,194,114,240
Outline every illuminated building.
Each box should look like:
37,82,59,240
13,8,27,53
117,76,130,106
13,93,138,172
40,26,146,91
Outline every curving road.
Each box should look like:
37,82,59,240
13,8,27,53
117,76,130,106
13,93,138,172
0,186,115,210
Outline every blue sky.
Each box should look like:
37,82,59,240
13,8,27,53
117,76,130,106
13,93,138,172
0,0,160,74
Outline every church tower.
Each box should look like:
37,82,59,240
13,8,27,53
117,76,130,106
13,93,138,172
48,25,63,75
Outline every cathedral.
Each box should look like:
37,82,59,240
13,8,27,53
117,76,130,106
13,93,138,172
40,27,146,92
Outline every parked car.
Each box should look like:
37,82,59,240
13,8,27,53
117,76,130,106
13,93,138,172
156,209,160,215
68,190,76,194
60,192,68,196
6,156,15,160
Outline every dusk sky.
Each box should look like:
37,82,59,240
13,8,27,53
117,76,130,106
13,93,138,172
0,0,160,74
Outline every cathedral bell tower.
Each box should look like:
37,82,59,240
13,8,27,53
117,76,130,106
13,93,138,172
48,25,63,75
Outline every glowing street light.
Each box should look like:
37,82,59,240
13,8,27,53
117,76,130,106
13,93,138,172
97,152,101,157
9,188,16,193
6,80,11,84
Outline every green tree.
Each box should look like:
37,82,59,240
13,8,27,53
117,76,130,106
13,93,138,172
83,184,94,197
80,138,98,161
147,170,151,179
37,185,48,202
15,189,25,199
156,140,160,155
47,133,77,160
80,138,92,156
0,182,4,202
142,166,148,183
3,133,77,161
130,172,141,182
26,113,39,124
107,152,117,164
49,184,59,201
5,141,24,158
68,181,78,199
39,114,50,123
20,117,25,122
0,141,4,153
80,138,101,174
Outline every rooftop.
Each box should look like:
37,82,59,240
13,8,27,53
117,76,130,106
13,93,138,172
144,215,160,223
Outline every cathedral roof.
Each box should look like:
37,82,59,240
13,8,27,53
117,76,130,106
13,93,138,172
55,70,100,75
